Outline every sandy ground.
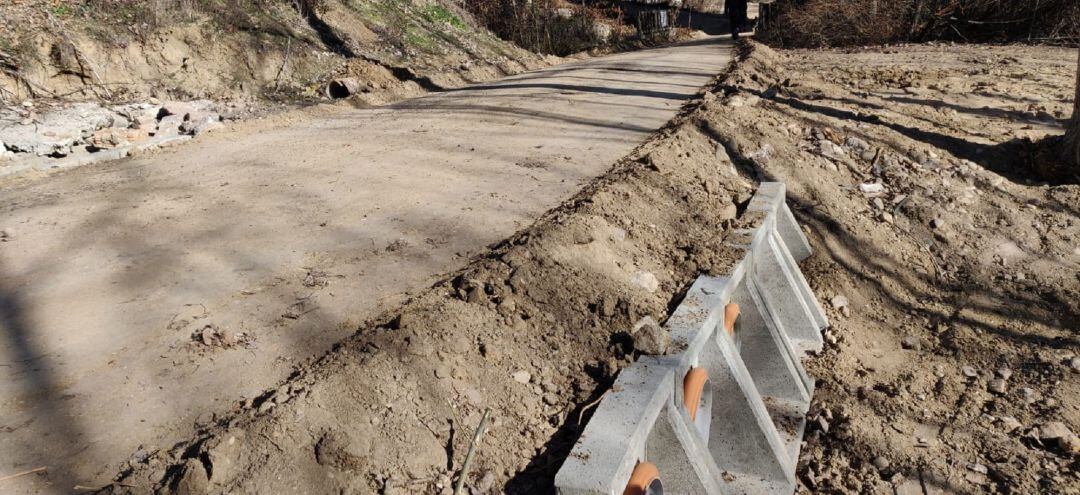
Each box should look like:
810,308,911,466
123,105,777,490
0,36,733,492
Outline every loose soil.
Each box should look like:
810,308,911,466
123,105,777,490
104,40,1079,495
713,42,1079,493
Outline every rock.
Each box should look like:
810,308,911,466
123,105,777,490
829,295,849,309
511,370,531,384
88,128,133,149
988,378,1007,395
858,182,884,195
160,100,206,119
1039,422,1071,442
157,114,185,136
844,136,871,153
998,416,1022,433
930,217,946,229
1068,356,1080,373
901,336,921,351
1020,387,1037,405
0,228,13,241
1061,434,1080,455
819,140,847,160
181,112,223,136
632,271,659,293
961,366,978,379
995,368,1013,380
872,456,890,471
631,316,669,355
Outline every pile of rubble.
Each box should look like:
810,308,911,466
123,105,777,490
0,99,233,177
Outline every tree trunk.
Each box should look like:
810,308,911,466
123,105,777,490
1064,46,1080,174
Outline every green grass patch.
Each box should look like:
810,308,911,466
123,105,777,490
422,4,465,29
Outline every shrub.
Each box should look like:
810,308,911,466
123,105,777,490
758,0,1080,48
461,0,611,56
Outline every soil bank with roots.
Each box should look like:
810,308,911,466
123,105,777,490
104,42,1079,494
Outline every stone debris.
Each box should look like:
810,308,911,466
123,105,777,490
900,336,922,351
511,370,531,384
987,378,1007,395
631,271,660,293
858,182,884,195
998,416,1022,433
630,316,670,355
0,99,230,178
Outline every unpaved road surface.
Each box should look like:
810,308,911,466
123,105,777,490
0,37,732,492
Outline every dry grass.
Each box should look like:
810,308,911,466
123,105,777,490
461,0,617,56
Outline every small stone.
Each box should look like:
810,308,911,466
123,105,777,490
995,368,1012,380
1039,422,1072,442
1068,356,1080,373
930,217,946,229
961,366,978,379
988,378,1007,395
830,295,849,309
1060,434,1080,454
511,371,531,384
631,271,659,293
631,316,670,355
901,336,921,351
872,456,890,471
1020,387,1037,405
859,182,885,195
998,416,1022,433
968,463,988,474
0,228,13,241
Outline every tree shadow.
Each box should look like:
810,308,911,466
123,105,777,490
767,92,1079,186
0,256,88,493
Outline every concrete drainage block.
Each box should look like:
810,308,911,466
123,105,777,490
555,182,827,495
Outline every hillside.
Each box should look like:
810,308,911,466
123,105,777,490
0,0,550,104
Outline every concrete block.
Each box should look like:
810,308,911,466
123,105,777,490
751,232,824,353
555,358,674,494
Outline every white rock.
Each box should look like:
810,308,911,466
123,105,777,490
511,371,531,384
859,182,885,195
632,271,659,293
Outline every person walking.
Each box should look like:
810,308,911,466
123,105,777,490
727,0,748,39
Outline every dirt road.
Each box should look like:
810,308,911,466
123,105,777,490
0,37,732,492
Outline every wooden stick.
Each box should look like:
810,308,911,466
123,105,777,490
453,408,491,495
0,466,47,482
